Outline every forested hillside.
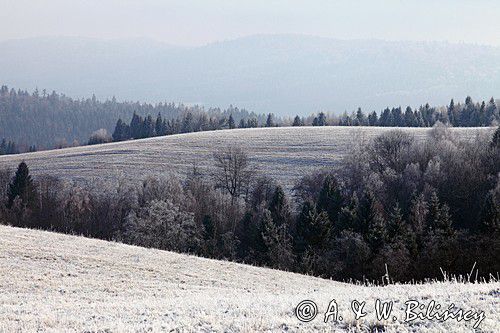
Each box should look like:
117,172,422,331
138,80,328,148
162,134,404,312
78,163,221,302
0,86,260,150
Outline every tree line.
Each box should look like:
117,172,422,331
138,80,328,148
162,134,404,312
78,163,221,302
109,112,277,142
109,96,499,144
1,84,497,150
294,97,499,127
1,126,499,283
0,85,263,151
0,139,37,156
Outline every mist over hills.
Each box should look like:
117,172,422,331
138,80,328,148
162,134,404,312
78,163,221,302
1,34,500,115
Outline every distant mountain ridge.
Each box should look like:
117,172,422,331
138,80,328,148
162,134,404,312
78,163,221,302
1,34,500,115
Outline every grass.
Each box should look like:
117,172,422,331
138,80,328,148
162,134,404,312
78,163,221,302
0,126,493,189
0,225,498,332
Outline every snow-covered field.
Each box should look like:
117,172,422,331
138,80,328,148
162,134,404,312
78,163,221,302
0,127,493,189
0,225,498,332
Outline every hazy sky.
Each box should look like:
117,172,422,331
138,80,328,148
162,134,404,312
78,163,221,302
2,0,500,46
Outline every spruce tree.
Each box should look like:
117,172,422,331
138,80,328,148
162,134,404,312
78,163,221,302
359,191,387,250
182,112,194,133
479,190,500,233
142,115,155,138
269,186,291,227
427,191,453,235
387,203,406,239
265,113,274,127
337,193,360,233
368,111,378,126
295,201,330,253
155,113,164,136
317,175,343,223
292,115,302,126
130,112,143,139
260,209,295,269
491,126,500,149
112,119,124,141
228,114,235,129
0,139,6,155
7,162,36,209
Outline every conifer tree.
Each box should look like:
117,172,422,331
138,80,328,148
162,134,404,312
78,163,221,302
337,193,360,233
479,190,500,233
317,176,343,223
228,114,235,129
368,111,378,126
387,203,406,239
155,113,164,136
130,112,143,139
265,113,274,127
426,191,453,235
269,186,291,226
182,112,194,133
292,115,302,126
359,191,387,250
295,201,331,253
260,209,295,269
491,126,500,149
142,115,155,138
7,162,36,209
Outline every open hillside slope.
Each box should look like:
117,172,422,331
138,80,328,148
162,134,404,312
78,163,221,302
0,127,493,189
0,225,498,332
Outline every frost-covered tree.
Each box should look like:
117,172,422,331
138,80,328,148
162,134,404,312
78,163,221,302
124,199,200,253
260,209,294,270
88,128,112,145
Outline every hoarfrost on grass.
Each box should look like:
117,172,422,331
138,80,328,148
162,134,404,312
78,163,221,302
0,127,492,191
0,225,498,332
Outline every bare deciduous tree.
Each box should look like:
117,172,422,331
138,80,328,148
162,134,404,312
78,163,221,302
213,146,252,204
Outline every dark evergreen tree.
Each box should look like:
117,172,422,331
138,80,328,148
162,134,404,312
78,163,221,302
265,113,274,127
269,186,291,227
155,113,165,136
260,209,295,269
355,108,366,126
448,99,456,126
312,112,327,126
387,203,406,239
426,192,454,235
479,189,500,233
130,112,143,139
182,112,194,133
368,111,378,126
142,115,155,138
317,176,343,223
491,126,500,149
359,191,387,250
228,114,236,129
112,119,130,141
404,106,416,127
337,193,360,233
379,107,393,126
292,115,303,126
7,162,36,209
